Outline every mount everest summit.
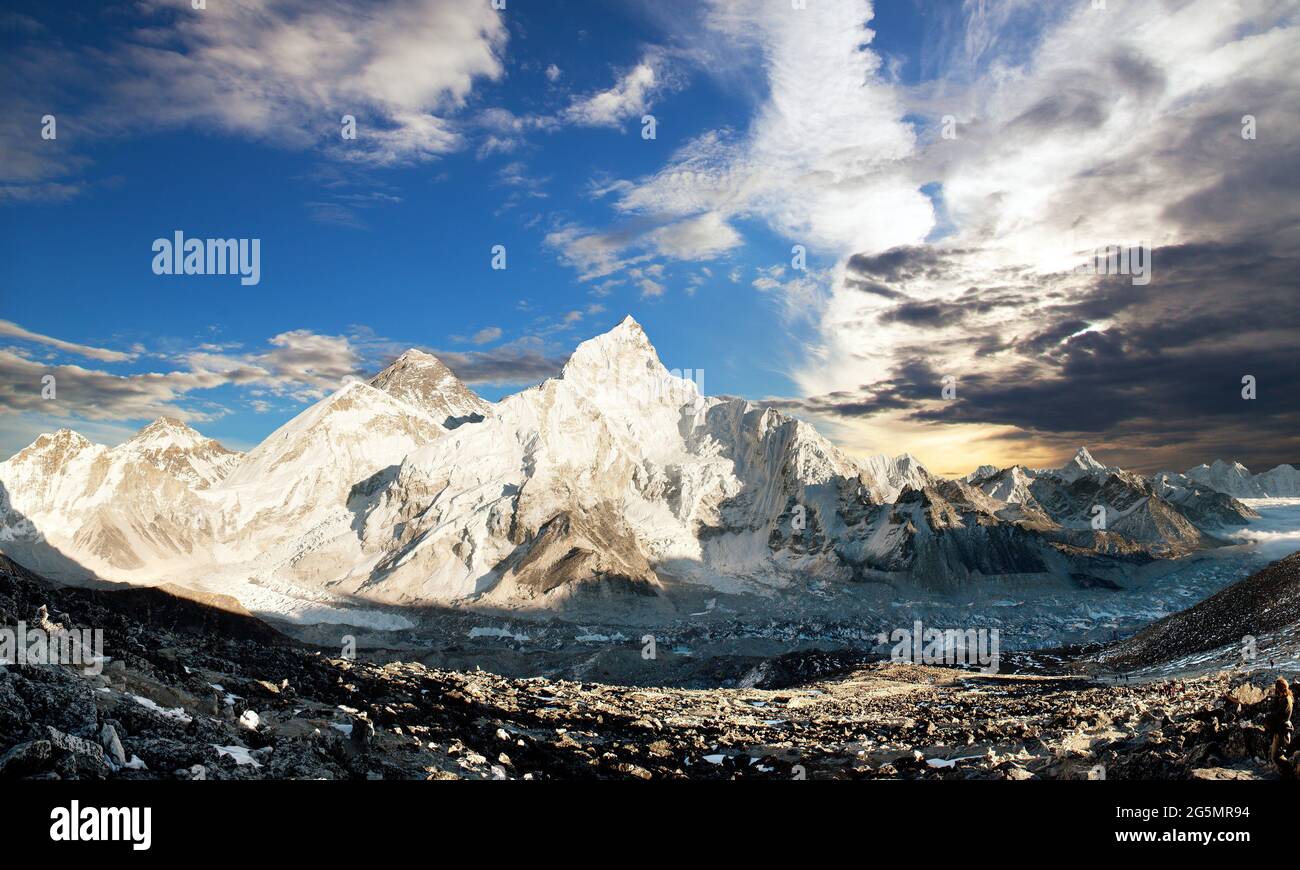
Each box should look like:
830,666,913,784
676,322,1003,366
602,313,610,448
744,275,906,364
0,317,1269,618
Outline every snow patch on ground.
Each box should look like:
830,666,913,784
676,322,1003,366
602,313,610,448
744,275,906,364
213,745,262,768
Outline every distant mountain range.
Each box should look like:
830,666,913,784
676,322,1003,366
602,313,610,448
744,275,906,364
1156,460,1300,500
0,317,1272,615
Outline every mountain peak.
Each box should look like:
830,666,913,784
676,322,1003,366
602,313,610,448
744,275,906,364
369,348,490,428
51,428,91,446
393,347,442,365
1074,445,1101,464
116,417,238,487
590,315,650,345
1056,446,1112,483
563,316,659,374
129,417,202,443
19,428,94,460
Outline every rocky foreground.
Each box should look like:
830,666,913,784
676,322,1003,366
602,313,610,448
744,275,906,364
1,554,1294,781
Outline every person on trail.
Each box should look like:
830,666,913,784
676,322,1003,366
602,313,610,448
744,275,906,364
1266,678,1294,774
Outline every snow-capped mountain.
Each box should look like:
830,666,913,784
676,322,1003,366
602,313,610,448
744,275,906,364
1156,459,1300,499
368,349,492,429
857,453,933,503
1256,464,1300,497
961,447,1258,558
0,317,1265,616
120,418,240,488
218,380,445,531
1053,445,1116,484
0,422,237,577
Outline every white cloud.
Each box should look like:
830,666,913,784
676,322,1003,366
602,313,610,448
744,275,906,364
0,326,372,435
543,222,654,281
785,0,1300,470
638,279,665,299
471,327,503,345
648,211,742,260
26,0,508,169
564,53,667,128
606,1,934,256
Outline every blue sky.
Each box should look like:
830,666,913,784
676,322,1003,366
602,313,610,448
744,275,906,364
3,0,1297,474
1,0,849,454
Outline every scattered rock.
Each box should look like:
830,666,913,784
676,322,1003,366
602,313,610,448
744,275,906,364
99,723,127,767
0,739,51,778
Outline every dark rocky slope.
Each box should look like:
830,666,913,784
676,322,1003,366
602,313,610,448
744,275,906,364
1098,551,1300,671
2,554,1297,780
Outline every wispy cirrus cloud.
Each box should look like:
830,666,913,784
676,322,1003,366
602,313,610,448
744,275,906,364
0,320,137,363
0,319,575,457
544,1,932,302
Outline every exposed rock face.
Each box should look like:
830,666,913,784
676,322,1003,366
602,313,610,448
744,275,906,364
1256,464,1300,497
856,453,934,503
119,418,240,489
1054,445,1115,484
214,380,447,560
959,448,1259,562
0,423,237,577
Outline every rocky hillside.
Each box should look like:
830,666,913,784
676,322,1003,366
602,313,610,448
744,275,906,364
3,553,1294,781
1098,551,1300,671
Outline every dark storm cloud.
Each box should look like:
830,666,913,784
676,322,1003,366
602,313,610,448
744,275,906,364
877,283,1034,328
847,245,953,283
431,346,565,387
844,278,906,299
814,240,1300,472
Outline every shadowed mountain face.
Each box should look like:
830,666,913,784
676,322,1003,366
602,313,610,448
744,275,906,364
0,319,1267,616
